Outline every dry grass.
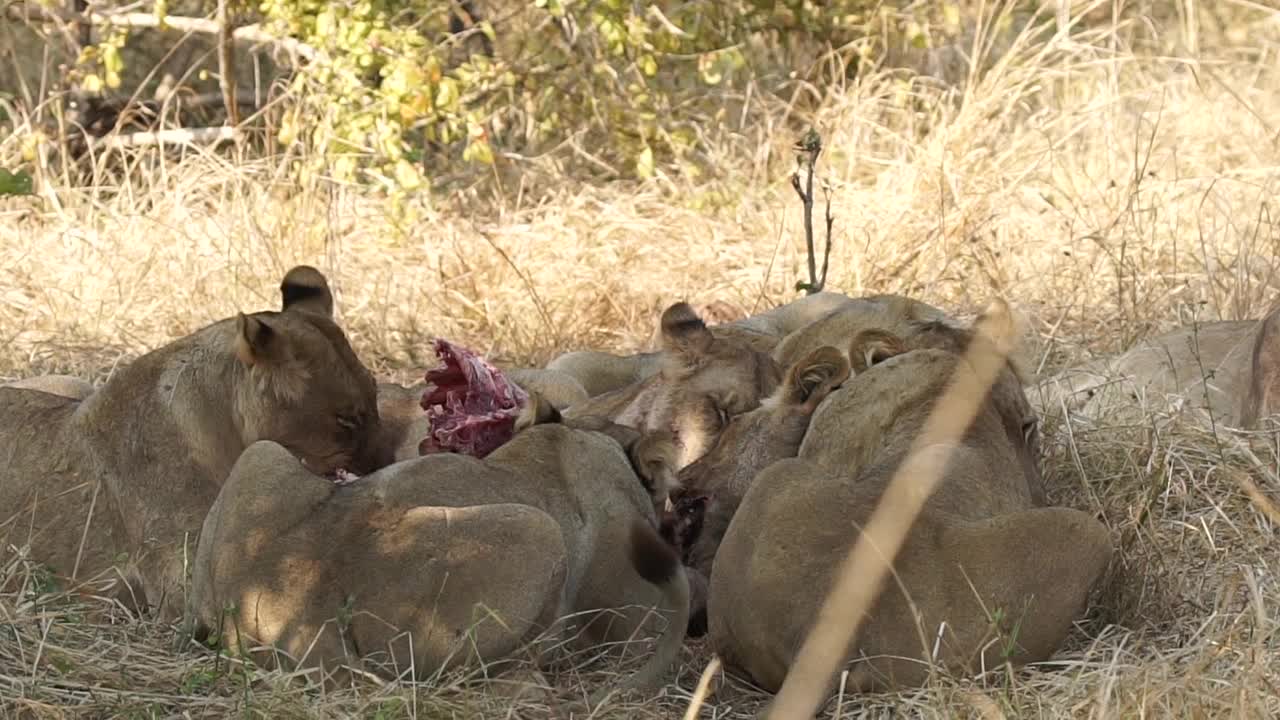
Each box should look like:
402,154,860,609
3,2,1280,718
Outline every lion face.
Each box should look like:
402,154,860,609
233,308,390,477
675,345,849,503
642,302,785,468
665,346,850,570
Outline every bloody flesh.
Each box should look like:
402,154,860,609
419,338,528,458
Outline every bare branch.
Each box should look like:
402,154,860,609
70,0,89,49
791,128,831,295
820,182,834,291
215,0,239,126
646,5,690,38
4,2,320,63
92,126,238,149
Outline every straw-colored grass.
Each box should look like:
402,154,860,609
3,2,1280,718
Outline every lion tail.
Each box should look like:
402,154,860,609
589,518,690,705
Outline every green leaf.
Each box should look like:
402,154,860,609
698,53,723,85
434,78,460,110
463,139,494,165
103,44,123,75
0,168,33,196
393,158,424,188
942,3,961,33
906,20,928,49
635,144,654,178
639,54,657,77
315,7,337,39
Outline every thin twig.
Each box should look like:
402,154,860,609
215,0,239,126
5,3,320,62
92,126,238,149
820,181,834,291
474,226,559,347
791,128,831,294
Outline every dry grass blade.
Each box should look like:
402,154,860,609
1230,466,1280,526
3,2,1280,717
768,299,1018,719
681,656,722,720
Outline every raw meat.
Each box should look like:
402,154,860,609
418,338,528,458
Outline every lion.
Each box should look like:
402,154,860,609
516,394,682,519
545,348,662,398
374,380,431,462
376,375,679,518
504,367,591,409
0,266,390,620
1,374,96,400
706,309,1112,696
661,345,851,634
189,418,689,702
769,292,959,370
665,327,963,636
547,292,854,398
1032,305,1280,430
724,290,856,340
562,302,783,470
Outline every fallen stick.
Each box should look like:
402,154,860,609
5,2,320,62
92,125,238,149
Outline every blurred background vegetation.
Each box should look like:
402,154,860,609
1,0,1250,208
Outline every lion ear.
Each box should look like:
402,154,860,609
660,302,714,358
280,265,334,317
848,329,907,372
235,313,289,367
781,345,850,412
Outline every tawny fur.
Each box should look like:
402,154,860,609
0,268,388,620
1032,303,1280,430
563,302,783,471
1,374,95,400
674,347,851,582
770,292,958,370
708,316,1112,696
190,422,689,699
546,291,853,398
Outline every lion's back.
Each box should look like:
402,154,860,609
0,388,122,584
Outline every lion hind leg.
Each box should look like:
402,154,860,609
930,507,1113,675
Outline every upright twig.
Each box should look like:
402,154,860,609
790,128,833,294
71,0,90,50
216,0,239,126
820,181,833,290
